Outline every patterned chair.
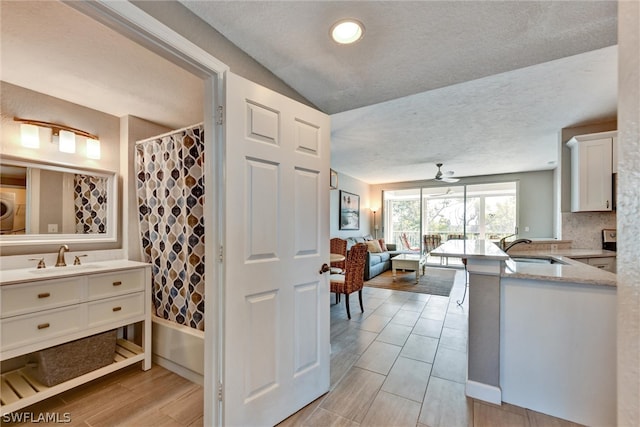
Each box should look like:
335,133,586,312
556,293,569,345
447,233,465,241
330,237,347,274
329,243,368,319
423,234,442,256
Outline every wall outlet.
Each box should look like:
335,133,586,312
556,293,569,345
524,226,530,232
48,224,58,233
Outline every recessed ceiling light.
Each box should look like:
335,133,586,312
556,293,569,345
330,19,365,44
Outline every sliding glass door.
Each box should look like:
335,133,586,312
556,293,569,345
384,181,518,257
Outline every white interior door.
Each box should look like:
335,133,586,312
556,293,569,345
224,72,331,426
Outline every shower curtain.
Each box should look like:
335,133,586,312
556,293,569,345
135,124,205,331
74,174,108,234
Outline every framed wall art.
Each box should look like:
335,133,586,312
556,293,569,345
339,190,360,230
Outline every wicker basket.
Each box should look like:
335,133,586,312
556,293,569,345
27,330,117,386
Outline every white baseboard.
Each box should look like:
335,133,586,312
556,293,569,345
153,354,204,386
466,380,502,405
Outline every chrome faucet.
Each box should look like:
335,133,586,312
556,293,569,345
503,239,532,253
55,245,69,267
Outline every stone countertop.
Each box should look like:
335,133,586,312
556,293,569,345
431,240,616,287
502,254,616,287
430,239,509,261
508,248,617,258
0,259,150,286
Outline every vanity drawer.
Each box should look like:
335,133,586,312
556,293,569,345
1,278,83,318
88,292,145,327
1,305,83,350
87,270,145,300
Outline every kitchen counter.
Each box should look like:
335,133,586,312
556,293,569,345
431,239,616,425
504,248,616,287
508,248,616,258
430,239,509,261
431,240,616,287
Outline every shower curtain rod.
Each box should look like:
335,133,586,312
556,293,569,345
135,122,204,146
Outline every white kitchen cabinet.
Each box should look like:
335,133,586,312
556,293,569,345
567,132,615,212
573,256,616,273
0,262,151,416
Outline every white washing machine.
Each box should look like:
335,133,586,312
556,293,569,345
0,192,16,232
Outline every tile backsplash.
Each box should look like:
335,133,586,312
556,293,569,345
562,211,616,249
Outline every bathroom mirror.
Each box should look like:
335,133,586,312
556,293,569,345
0,157,117,246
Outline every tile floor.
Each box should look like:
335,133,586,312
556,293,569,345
5,267,583,426
279,267,583,427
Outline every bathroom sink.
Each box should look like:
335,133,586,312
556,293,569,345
29,264,100,274
510,256,568,265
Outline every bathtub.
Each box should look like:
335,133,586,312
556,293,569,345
152,315,204,385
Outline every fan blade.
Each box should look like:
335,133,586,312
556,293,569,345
440,177,460,183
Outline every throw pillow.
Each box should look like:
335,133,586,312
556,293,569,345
366,240,383,253
378,239,388,252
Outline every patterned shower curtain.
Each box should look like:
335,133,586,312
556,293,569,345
135,124,205,331
74,174,108,234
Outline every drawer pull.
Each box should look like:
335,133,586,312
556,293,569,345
37,323,50,330
112,281,122,286
37,292,51,299
112,306,122,312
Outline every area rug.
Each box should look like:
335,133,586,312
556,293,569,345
365,267,457,296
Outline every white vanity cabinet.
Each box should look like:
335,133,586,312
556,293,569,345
0,261,151,416
567,131,616,212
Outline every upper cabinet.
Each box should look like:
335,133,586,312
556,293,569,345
567,131,616,212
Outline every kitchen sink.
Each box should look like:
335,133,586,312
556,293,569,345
510,256,568,265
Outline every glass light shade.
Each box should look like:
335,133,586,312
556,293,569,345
58,130,76,153
86,138,101,159
20,123,40,148
330,20,364,44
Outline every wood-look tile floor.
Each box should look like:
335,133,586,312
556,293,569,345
3,363,204,427
5,268,582,426
279,268,584,427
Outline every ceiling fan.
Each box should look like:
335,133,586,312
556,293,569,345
433,163,460,183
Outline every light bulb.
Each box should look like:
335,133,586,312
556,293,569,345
58,130,76,153
86,138,101,159
20,124,40,148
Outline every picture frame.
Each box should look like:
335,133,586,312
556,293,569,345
330,169,338,189
339,190,360,230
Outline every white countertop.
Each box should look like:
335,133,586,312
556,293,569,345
430,239,509,261
0,259,150,286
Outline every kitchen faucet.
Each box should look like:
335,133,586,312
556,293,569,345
503,239,532,253
56,244,69,267
498,234,517,250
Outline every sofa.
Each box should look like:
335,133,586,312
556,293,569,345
345,236,417,280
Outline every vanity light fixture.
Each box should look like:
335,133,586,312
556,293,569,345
330,19,365,44
86,138,101,159
14,117,100,158
20,123,40,149
58,130,76,153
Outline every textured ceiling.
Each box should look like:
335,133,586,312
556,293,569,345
181,0,618,183
1,1,618,185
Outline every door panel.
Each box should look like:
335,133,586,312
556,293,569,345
225,72,330,426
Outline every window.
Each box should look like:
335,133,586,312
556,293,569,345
384,181,518,254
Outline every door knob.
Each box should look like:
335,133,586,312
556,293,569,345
319,263,330,274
